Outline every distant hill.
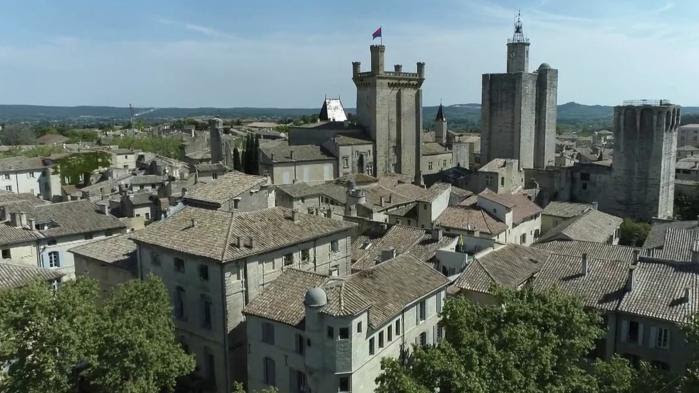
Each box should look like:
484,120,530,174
1,102,698,127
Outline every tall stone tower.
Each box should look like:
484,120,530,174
209,118,224,164
480,13,557,169
353,45,425,181
603,100,680,220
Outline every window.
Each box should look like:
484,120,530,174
233,199,240,209
388,325,393,342
5,186,11,192
199,264,209,281
205,349,216,384
29,171,35,178
419,332,427,347
201,296,212,329
151,252,161,266
342,156,349,169
500,177,504,186
295,334,305,355
84,233,93,240
582,183,588,190
1,249,10,259
520,233,527,244
301,248,310,263
656,328,670,349
580,172,591,181
369,337,375,355
284,253,294,266
327,326,334,339
395,319,401,335
339,327,349,340
263,357,276,387
212,173,218,180
174,257,185,273
437,293,442,313
379,331,384,348
428,161,433,170
418,300,426,322
331,240,339,253
3,174,9,180
339,376,350,392
145,212,150,220
48,251,60,268
357,321,362,333
330,267,339,276
443,159,447,167
174,286,185,320
262,322,275,345
628,321,640,344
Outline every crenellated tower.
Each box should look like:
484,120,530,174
353,45,425,181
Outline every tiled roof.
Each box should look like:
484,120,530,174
259,142,335,163
533,254,629,311
618,261,699,323
352,225,427,271
244,254,449,329
408,233,457,262
69,234,137,273
275,182,347,204
417,183,451,203
185,171,268,205
449,186,473,206
537,209,622,244
0,192,45,206
35,200,126,238
0,262,64,290
0,225,42,246
195,162,227,172
127,175,167,186
0,156,47,172
478,158,518,172
478,190,542,225
454,245,550,292
644,220,699,249
643,228,699,263
542,201,594,218
534,240,640,262
331,134,373,146
436,206,507,236
422,142,451,156
131,207,354,262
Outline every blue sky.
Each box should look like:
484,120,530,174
0,0,698,108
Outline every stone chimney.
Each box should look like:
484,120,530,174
247,236,255,249
625,265,636,292
591,201,598,210
581,253,589,276
431,228,443,242
380,247,396,262
291,209,300,223
379,196,385,207
190,218,197,227
28,218,36,231
632,249,640,264
18,212,27,228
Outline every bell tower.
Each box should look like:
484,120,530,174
506,11,530,73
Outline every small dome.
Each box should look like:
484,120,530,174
304,287,327,307
539,63,551,70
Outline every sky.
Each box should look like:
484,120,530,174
0,0,698,108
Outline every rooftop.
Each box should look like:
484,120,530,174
259,141,335,163
69,234,138,273
478,190,542,225
244,253,449,329
534,240,640,263
436,206,507,235
542,201,594,218
0,262,64,290
0,156,48,172
184,171,268,205
537,209,623,244
131,207,355,263
644,219,699,249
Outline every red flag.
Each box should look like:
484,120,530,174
372,27,382,40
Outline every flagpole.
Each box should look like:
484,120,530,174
380,26,383,45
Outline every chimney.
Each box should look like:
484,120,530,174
632,249,640,264
9,212,18,227
18,212,27,228
685,287,693,304
270,153,275,161
591,201,598,210
235,236,243,248
292,209,300,223
379,196,385,207
289,150,294,160
625,265,636,292
431,228,443,242
98,203,109,215
28,218,36,231
581,253,589,276
190,218,196,227
247,236,255,249
380,247,396,262
692,240,699,263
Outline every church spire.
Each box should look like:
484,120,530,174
435,103,446,122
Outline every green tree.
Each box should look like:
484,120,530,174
376,288,640,393
233,147,242,171
0,277,194,393
55,151,112,186
618,218,651,247
681,314,699,391
231,382,278,393
1,124,36,145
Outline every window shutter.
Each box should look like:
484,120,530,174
621,320,629,342
638,323,644,346
649,327,657,349
666,329,671,349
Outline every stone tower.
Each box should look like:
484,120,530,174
353,45,425,181
480,14,557,169
209,118,224,164
435,103,447,144
603,100,680,220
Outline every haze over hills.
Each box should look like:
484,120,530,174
1,102,698,126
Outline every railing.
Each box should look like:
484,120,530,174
622,99,672,106
356,71,420,78
507,37,530,44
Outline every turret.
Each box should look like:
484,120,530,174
370,45,385,75
506,11,530,73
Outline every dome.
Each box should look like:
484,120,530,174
538,63,551,70
304,287,327,307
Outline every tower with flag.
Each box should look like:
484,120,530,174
351,32,425,184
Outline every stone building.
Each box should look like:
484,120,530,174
70,234,137,295
480,14,557,169
678,124,699,147
602,100,680,221
353,45,425,181
183,171,273,212
0,156,61,200
243,253,449,393
131,207,355,392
